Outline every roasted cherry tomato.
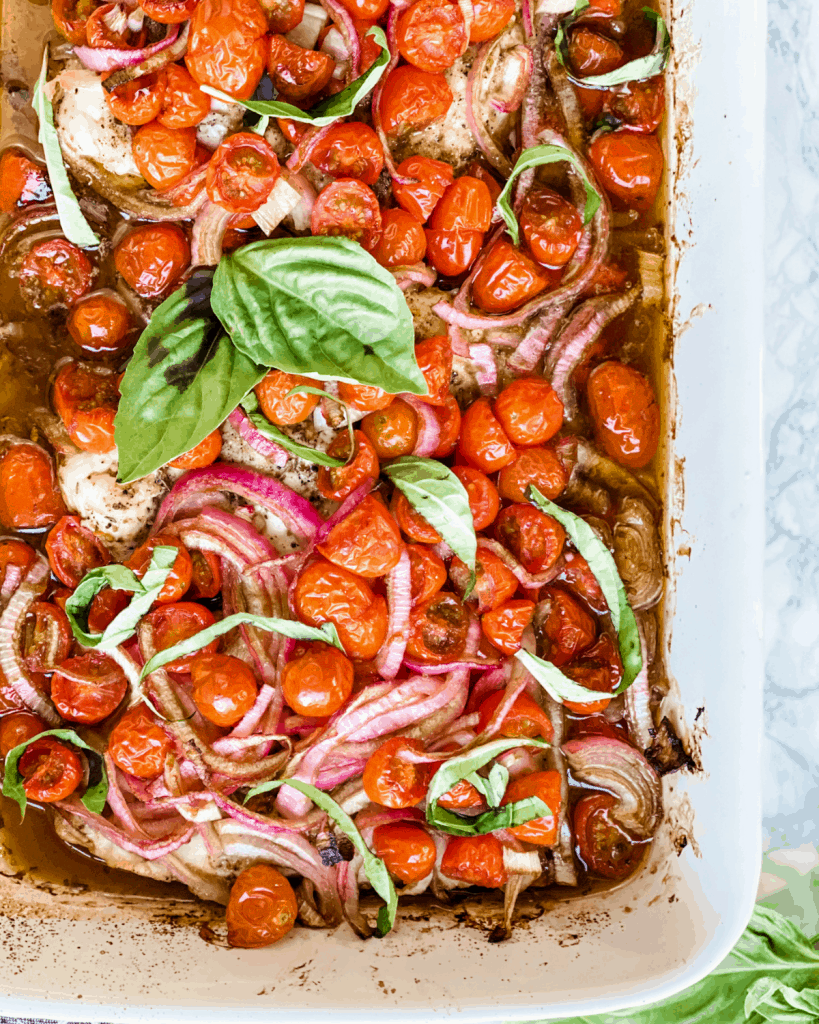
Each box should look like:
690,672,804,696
141,0,199,22
451,466,500,531
428,176,493,233
109,704,172,778
588,0,621,11
414,335,452,406
0,540,36,591
494,377,564,447
576,84,605,122
574,791,644,878
294,557,387,660
86,3,146,48
19,737,82,803
472,239,550,313
186,0,268,99
554,549,607,613
436,747,483,811
425,228,483,277
19,239,93,310
397,0,466,74
337,0,387,17
114,223,190,299
370,207,427,268
538,586,597,667
495,503,566,574
361,399,418,459
125,534,193,605
255,370,321,426
604,76,665,134
519,188,583,268
259,0,304,31
379,65,453,137
372,822,436,883
393,156,454,223
22,602,71,673
481,598,535,655
407,543,446,605
406,591,469,664
336,383,394,413
132,121,197,190
188,549,222,600
281,642,353,717
158,64,210,128
0,445,66,530
51,651,128,724
502,770,561,845
46,516,112,589
309,122,384,185
51,0,97,44
206,132,280,213
363,736,434,808
87,588,130,634
144,601,217,673
354,17,384,72
0,711,46,758
316,430,379,501
431,393,461,457
391,490,440,545
469,0,515,41
0,148,50,212
168,429,222,469
190,651,257,726
497,445,568,503
311,178,382,249
588,129,663,212
563,633,623,714
105,72,166,126
569,27,623,77
53,363,119,454
477,690,553,741
266,33,335,102
67,292,132,356
458,397,516,473
452,547,516,615
586,360,660,468
440,834,507,888
227,864,298,948
318,494,403,578
465,161,502,203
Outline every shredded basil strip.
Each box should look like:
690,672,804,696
286,384,356,455
244,778,398,937
32,47,99,248
465,763,509,808
2,729,108,817
140,613,344,680
496,144,602,244
241,393,345,468
65,547,177,650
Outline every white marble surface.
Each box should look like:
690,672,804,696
764,0,819,845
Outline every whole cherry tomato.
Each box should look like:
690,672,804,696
188,549,222,600
114,223,190,299
604,76,665,134
227,864,298,948
481,598,535,655
393,157,454,223
391,490,440,545
469,0,515,42
144,601,217,672
588,129,664,211
0,711,46,758
46,516,112,589
337,0,387,17
132,121,197,190
407,543,446,605
311,179,382,249
207,132,280,213
53,363,119,454
372,823,436,883
414,335,452,406
494,377,564,446
431,393,461,457
22,602,71,673
440,834,507,888
361,399,418,459
519,188,583,268
452,548,516,615
105,73,166,126
67,292,132,356
397,0,466,74
51,651,128,724
370,208,427,269
141,0,199,22
501,770,561,845
336,383,394,412
476,690,553,741
19,239,93,310
318,494,404,578
428,176,493,233
255,370,321,426
51,0,96,44
267,34,335,102
19,738,82,803
125,534,193,605
294,557,387,660
379,66,453,137
169,429,222,469
497,446,568,503
538,586,597,667
363,736,434,808
451,466,499,531
158,64,210,128
495,503,565,574
316,430,379,501
109,704,172,778
281,642,353,716
0,445,66,530
87,588,130,633
190,651,257,726
0,540,36,591
85,3,146,48
574,791,644,878
186,0,268,99
586,360,660,468
425,228,483,277
309,123,384,185
406,591,469,664
563,633,623,714
457,397,516,473
260,0,304,31
471,239,550,313
0,148,50,213
569,27,623,77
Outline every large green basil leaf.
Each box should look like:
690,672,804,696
3,729,108,817
115,268,267,484
211,237,426,396
240,394,345,468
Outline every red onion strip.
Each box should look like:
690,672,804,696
317,0,361,79
392,263,437,291
227,406,289,466
402,395,442,456
490,45,533,113
75,22,180,74
508,300,573,373
465,39,514,177
373,548,411,679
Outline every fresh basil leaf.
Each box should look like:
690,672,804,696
527,486,641,691
140,612,344,680
383,457,477,571
211,237,426,396
2,729,108,817
244,777,398,937
465,761,509,809
496,145,602,244
240,394,344,468
515,648,608,705
115,268,267,484
200,26,389,127
473,796,551,835
32,47,99,248
745,978,819,1023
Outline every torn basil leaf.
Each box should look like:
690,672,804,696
3,729,108,817
241,393,345,468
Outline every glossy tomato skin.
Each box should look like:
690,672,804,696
469,0,515,42
406,591,469,664
453,548,517,615
414,335,452,406
458,397,516,473
144,601,217,672
67,292,132,356
19,239,93,310
440,834,507,888
563,632,623,714
260,0,304,31
255,370,321,426
53,363,119,454
132,121,197,190
158,64,210,128
0,711,46,758
0,539,36,588
105,73,166,126
502,770,562,845
141,0,200,23
554,549,608,614
266,34,335,102
19,738,83,803
538,586,597,667
114,223,190,299
46,516,112,589
372,823,436,883
337,0,387,16
363,737,434,808
481,598,535,655
497,446,568,503
206,132,280,213
169,429,222,469
425,228,483,276
125,534,193,605
393,156,454,223
451,466,500,531
586,360,660,468
51,0,96,45
391,490,441,545
428,176,493,233
568,27,623,77
471,239,549,313
316,430,379,501
22,602,72,673
588,129,663,212
431,393,461,457
51,651,128,724
361,399,418,459
519,188,583,268
476,690,553,741
0,149,50,212
437,755,483,811
87,588,130,634
311,179,382,249
0,445,66,530
188,549,222,600
190,651,258,726
407,543,447,605
495,503,566,574
379,66,453,137
85,3,146,47
604,76,665,134
494,377,564,447
310,123,384,185
317,494,404,578
397,0,466,73
336,383,394,413
574,791,644,879
186,0,268,99
294,558,388,660
281,642,353,716
227,865,298,948
109,704,172,778
370,208,427,269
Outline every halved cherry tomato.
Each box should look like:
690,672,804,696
87,588,130,633
452,548,516,614
413,335,452,406
569,27,623,77
316,430,379,501
0,540,36,591
393,156,454,223
53,363,119,454
431,393,461,457
554,549,607,613
19,239,93,310
309,122,384,185
22,602,71,673
207,132,280,213
372,823,436,883
336,383,394,412
425,228,483,277
0,446,66,530
451,466,499,531
354,17,384,72
458,397,516,473
169,429,223,469
371,207,427,268
190,651,257,725
144,601,217,672
0,711,46,758
105,72,165,126
604,76,665,134
501,770,561,845
406,591,469,664
440,834,507,888
67,292,132,356
311,178,382,249
158,64,210,128
141,0,199,22
586,360,660,468
114,223,190,299
318,494,403,578
481,598,535,655
126,534,193,605
186,0,268,99
563,632,623,714
407,543,446,605
497,446,568,503
588,129,663,211
255,371,321,426
132,121,197,190
519,188,583,269
361,399,418,459
495,503,566,575
46,516,112,589
294,558,388,660
538,586,597,667
188,549,222,600
477,690,553,741
281,642,353,717
267,34,335,102
227,864,298,948
397,0,466,73
428,176,492,233
52,0,96,44
259,0,303,31
469,0,515,42
51,651,128,724
494,377,564,447
363,736,434,808
86,3,146,48
0,148,50,212
574,791,644,878
109,703,172,778
391,489,440,545
472,239,550,313
337,0,387,17
379,65,453,137
19,737,82,803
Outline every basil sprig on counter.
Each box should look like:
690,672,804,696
244,778,398,937
3,730,108,817
241,393,345,468
202,26,390,127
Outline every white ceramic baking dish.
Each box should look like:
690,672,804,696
0,0,764,1018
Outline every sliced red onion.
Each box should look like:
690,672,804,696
392,263,437,291
464,666,508,715
191,201,232,267
469,342,498,395
477,537,562,590
402,395,442,456
624,619,653,753
544,45,587,152
0,562,23,614
374,548,411,679
465,38,514,177
227,406,289,467
508,299,573,373
316,0,360,78
281,168,317,233
75,22,181,75
337,857,371,937
314,758,368,789
354,807,425,830
490,45,533,113
58,800,194,860
286,123,338,173
480,659,529,738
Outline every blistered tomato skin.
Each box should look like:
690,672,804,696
311,179,382,249
451,466,500,531
53,363,119,455
393,157,454,222
495,503,566,575
476,690,554,741
114,224,190,299
132,122,197,190
391,490,441,545
19,738,83,803
0,712,47,758
502,771,562,845
494,377,564,447
144,602,218,673
497,446,568,504
588,130,664,212
294,558,388,660
51,651,128,725
316,431,380,501
396,0,467,74
67,293,132,355
255,370,321,426
281,643,353,717
406,592,470,664
407,543,447,605
361,400,419,459
19,239,94,310
46,515,112,588
206,132,280,214
0,445,66,530
317,494,404,578
186,0,268,99
471,240,550,314
586,361,660,468
458,398,516,473
227,865,298,948
109,705,172,779
309,123,384,185
363,737,434,808
481,599,535,655
0,148,50,212
379,66,453,137
568,27,624,77
371,208,427,269
125,534,193,605
519,188,583,268
440,834,507,888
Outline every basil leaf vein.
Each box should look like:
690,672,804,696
2,729,108,817
241,393,344,468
